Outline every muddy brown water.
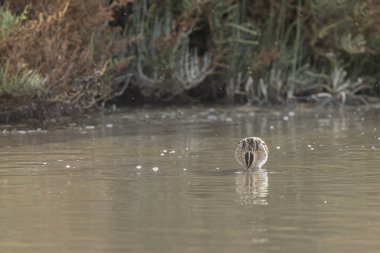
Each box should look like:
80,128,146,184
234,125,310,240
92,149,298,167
1,106,380,253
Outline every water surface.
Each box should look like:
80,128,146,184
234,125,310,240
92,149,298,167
1,106,380,253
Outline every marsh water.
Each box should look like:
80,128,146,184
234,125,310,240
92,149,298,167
1,106,380,253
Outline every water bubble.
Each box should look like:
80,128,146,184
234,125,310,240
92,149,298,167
276,146,281,150
270,125,274,130
152,167,159,172
65,165,71,168
136,165,142,169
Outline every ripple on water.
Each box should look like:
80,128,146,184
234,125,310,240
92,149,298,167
1,108,380,253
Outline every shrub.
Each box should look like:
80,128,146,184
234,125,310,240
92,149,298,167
0,0,126,119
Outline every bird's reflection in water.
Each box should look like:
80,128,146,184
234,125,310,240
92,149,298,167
235,170,269,206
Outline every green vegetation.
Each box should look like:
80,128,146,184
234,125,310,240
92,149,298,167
0,62,42,97
0,0,379,121
0,6,40,98
114,0,379,105
0,6,27,38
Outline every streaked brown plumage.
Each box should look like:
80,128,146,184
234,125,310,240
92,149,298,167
235,137,269,169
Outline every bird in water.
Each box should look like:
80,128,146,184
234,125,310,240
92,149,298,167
235,137,269,169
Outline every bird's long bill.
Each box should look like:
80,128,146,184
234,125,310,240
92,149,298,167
244,152,254,168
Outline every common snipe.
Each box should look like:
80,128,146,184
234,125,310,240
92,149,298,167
235,137,269,169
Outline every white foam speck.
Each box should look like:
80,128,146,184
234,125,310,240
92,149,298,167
152,167,159,172
65,165,71,168
163,150,168,153
307,144,312,148
183,168,187,171
208,115,218,121
270,125,274,130
57,160,63,162
85,125,95,130
283,116,289,121
106,124,113,128
169,150,176,154
136,165,142,169
160,153,165,156
216,167,220,170
276,146,280,150
310,148,315,151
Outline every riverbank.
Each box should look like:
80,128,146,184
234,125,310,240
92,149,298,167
0,1,379,123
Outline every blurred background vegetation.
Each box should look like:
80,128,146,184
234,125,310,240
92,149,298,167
0,0,379,121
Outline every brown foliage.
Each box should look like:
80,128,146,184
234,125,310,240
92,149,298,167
0,0,123,115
